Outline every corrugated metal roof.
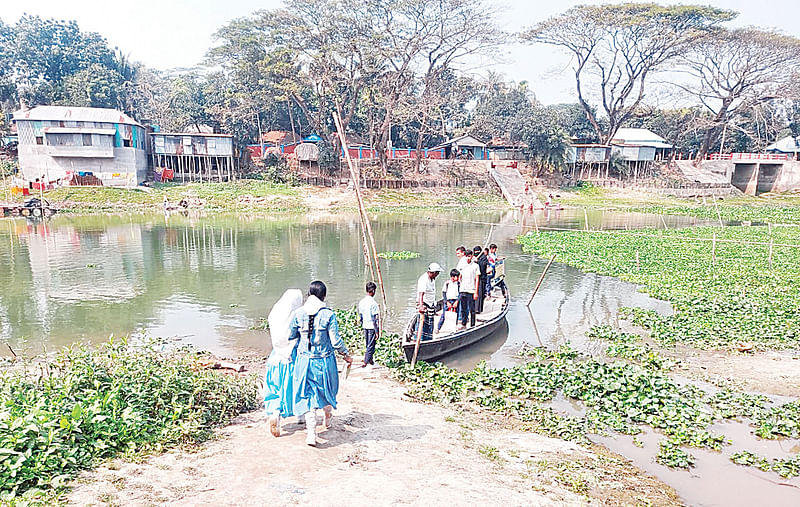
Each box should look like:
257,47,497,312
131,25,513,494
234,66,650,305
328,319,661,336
13,106,142,127
766,136,800,153
612,128,670,146
431,134,486,149
151,132,233,138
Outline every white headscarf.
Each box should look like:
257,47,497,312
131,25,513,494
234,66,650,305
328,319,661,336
267,289,304,364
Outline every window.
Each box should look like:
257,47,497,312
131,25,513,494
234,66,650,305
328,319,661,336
35,136,43,145
123,139,131,147
82,134,92,146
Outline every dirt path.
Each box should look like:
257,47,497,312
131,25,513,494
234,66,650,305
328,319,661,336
67,365,679,506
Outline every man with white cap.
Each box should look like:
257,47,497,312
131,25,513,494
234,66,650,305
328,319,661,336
416,262,442,341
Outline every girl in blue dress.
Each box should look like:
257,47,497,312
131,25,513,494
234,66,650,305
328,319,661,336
264,289,304,437
288,281,353,446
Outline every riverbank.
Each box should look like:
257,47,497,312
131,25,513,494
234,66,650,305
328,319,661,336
0,180,507,213
66,362,680,506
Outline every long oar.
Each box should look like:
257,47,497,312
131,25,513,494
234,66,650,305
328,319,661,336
410,312,425,367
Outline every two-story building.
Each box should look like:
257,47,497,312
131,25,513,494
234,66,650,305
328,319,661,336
13,105,148,187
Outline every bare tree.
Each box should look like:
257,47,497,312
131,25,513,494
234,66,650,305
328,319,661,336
672,28,800,163
368,0,504,173
522,3,735,144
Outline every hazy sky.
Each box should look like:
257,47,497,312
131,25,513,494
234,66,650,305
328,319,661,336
2,0,799,105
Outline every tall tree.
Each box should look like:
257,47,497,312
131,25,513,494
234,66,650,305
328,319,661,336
8,15,118,106
367,0,504,172
522,3,735,144
673,28,800,163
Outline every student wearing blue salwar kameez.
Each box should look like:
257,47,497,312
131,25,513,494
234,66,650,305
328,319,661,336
288,281,353,446
263,289,303,437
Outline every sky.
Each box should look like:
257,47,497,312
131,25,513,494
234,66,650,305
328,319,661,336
2,0,799,106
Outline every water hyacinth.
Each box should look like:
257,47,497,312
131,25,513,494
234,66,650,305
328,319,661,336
0,340,258,499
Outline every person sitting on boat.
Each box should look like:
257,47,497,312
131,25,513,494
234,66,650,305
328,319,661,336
358,281,380,369
264,289,304,438
416,263,442,341
437,269,460,333
288,281,353,447
457,251,479,330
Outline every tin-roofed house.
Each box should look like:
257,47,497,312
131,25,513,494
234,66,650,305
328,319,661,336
150,132,234,182
13,106,148,187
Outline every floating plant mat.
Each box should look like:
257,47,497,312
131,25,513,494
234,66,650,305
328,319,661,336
518,225,800,350
377,251,420,260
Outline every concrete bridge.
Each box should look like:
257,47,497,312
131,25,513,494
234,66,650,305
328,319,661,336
676,155,800,195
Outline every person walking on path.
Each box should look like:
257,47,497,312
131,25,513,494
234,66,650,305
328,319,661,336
358,281,380,368
437,269,460,333
416,263,442,341
263,289,304,438
288,281,353,447
457,251,479,329
474,246,489,314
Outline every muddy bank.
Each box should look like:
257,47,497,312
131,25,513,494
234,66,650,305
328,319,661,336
66,364,679,506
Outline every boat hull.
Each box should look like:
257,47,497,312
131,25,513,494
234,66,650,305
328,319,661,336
402,283,509,363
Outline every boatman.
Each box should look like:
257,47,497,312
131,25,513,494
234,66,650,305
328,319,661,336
416,263,442,341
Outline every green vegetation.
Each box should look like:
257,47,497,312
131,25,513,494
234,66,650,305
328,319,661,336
377,251,420,260
0,340,258,500
518,226,800,350
731,451,800,478
334,302,798,478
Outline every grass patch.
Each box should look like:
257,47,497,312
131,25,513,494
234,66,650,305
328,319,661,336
0,340,258,500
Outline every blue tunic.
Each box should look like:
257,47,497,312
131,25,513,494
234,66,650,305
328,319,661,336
263,347,296,417
289,307,349,414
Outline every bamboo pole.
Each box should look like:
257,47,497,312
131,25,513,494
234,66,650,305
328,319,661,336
712,232,717,264
527,254,556,306
483,225,494,249
713,197,723,226
411,313,425,367
332,110,387,310
768,222,774,269
360,221,375,280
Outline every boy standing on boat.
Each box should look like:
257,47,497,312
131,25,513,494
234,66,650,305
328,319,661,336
437,269,460,333
358,281,380,368
417,263,442,341
457,251,480,329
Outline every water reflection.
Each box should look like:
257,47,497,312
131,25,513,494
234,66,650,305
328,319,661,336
0,209,700,358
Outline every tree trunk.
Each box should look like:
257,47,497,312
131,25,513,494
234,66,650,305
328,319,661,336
694,99,732,166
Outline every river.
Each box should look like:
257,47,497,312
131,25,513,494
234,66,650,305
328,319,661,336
0,208,691,358
2,208,798,505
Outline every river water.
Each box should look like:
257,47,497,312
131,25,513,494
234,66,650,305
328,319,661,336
2,209,798,505
0,208,686,358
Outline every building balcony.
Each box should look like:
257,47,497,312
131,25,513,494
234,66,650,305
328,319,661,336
46,146,115,158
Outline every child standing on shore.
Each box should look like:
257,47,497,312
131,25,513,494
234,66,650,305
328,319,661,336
358,281,380,368
437,269,460,332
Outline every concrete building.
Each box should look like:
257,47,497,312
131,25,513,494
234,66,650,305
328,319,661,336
13,106,147,186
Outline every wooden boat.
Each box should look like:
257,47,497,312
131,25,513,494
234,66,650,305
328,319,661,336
402,260,509,363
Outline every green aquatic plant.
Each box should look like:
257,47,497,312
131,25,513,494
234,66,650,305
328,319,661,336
731,451,800,478
0,340,258,499
518,226,800,350
377,251,421,260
